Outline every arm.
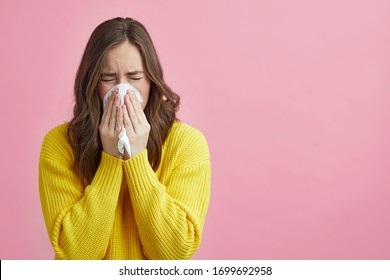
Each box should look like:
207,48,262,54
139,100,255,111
123,134,211,260
39,129,123,259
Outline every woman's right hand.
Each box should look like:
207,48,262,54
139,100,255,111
99,89,123,159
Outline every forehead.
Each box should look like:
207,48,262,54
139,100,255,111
102,41,143,70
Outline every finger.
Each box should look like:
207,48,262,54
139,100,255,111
101,88,117,127
130,91,148,124
123,105,135,135
125,94,140,127
109,94,120,130
137,97,149,123
115,105,123,132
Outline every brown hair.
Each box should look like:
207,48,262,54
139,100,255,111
67,17,180,185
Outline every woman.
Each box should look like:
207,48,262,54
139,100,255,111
39,17,210,260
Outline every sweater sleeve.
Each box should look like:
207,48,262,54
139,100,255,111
122,127,211,260
39,126,123,259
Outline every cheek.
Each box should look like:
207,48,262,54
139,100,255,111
140,86,150,102
98,83,112,101
138,82,151,110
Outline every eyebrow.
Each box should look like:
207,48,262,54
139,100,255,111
100,71,144,77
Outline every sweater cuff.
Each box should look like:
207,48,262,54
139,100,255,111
123,149,164,197
91,151,123,197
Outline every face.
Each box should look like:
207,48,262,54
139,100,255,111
98,41,150,110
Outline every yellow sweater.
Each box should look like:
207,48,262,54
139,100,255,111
39,121,210,260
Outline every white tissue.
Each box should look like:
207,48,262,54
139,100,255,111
103,83,143,108
102,83,143,156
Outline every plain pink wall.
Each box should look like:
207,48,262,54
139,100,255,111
1,0,390,259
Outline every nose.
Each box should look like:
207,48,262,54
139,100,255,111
118,77,128,85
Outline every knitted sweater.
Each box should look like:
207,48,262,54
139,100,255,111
39,121,210,260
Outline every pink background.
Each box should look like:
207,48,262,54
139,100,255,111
1,0,390,259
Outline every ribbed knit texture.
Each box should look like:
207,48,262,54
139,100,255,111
39,122,210,260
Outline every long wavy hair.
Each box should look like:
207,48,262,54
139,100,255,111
67,17,180,185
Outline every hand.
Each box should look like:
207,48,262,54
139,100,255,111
99,89,123,159
122,90,151,159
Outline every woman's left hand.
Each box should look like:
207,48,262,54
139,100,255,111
122,90,151,160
